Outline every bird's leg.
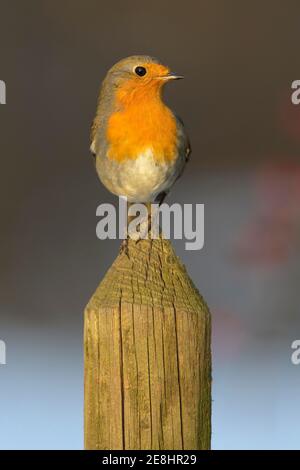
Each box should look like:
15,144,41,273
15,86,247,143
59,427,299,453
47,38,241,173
136,198,164,248
119,202,135,258
156,190,169,206
135,202,152,244
120,237,130,258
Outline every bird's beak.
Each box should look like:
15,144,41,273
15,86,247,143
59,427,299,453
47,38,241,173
160,72,184,81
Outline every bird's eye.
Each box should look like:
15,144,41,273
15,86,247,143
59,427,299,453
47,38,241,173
134,66,147,77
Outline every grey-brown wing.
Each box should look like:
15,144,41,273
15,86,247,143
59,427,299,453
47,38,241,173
175,115,191,178
90,76,114,157
155,117,191,205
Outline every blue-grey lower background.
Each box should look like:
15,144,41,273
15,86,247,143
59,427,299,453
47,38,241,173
1,172,300,449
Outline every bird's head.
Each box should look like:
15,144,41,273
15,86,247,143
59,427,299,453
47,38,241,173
103,55,183,106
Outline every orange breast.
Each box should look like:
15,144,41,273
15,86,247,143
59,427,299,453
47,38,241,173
106,88,178,163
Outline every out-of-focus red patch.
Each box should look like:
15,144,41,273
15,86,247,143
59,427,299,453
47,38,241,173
212,308,248,359
234,161,300,267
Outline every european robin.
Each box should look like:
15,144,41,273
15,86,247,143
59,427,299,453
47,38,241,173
90,55,191,204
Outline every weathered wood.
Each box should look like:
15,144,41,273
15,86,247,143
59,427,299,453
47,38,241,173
84,237,211,450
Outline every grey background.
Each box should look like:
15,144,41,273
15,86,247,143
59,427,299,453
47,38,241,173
1,0,300,449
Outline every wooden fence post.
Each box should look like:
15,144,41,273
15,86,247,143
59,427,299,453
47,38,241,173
84,236,211,450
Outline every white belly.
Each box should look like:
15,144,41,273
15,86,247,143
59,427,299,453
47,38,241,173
98,148,183,202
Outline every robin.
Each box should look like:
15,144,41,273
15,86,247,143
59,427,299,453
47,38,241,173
90,55,191,205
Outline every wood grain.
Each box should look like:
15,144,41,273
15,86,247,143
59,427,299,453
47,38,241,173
84,237,211,450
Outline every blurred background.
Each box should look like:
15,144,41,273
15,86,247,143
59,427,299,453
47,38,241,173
1,0,300,449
